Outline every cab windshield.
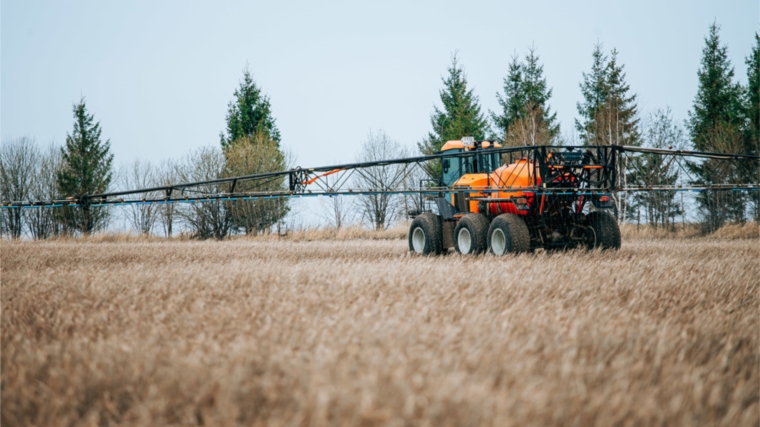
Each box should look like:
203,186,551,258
442,150,501,186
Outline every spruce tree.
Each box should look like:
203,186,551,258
744,33,760,220
687,22,746,230
576,44,609,144
57,98,114,235
596,49,641,146
492,55,525,142
220,67,281,148
521,48,559,140
745,33,760,152
576,45,640,146
688,23,744,151
492,48,559,146
419,54,488,156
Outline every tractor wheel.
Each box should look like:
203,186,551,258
408,213,443,255
487,214,530,255
454,213,489,255
586,210,621,250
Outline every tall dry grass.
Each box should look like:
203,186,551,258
2,237,758,426
619,222,760,240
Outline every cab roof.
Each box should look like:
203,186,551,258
440,140,503,151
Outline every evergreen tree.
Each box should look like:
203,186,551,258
687,22,747,230
521,48,559,141
688,23,744,149
746,33,760,151
220,67,281,148
56,98,114,235
492,48,559,146
576,44,609,144
744,33,760,221
419,54,488,182
576,45,640,146
492,55,525,142
596,49,641,146
419,54,488,155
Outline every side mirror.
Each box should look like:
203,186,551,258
442,159,450,172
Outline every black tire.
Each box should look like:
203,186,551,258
454,213,489,255
586,210,621,250
487,213,530,255
408,213,443,255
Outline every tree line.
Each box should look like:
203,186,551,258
2,22,758,239
421,23,758,230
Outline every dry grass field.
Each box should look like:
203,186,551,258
2,232,758,426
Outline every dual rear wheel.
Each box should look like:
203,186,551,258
452,213,530,256
408,212,530,256
486,213,530,255
585,211,621,250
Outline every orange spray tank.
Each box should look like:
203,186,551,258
488,159,540,216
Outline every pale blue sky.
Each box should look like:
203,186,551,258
2,0,758,170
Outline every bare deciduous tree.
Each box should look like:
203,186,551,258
175,147,232,239
1,137,40,239
318,174,355,229
503,103,555,147
224,134,290,235
628,108,685,229
400,161,428,222
26,143,63,239
591,103,642,223
121,159,160,235
156,158,178,238
354,130,409,230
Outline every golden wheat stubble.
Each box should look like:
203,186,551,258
1,237,758,426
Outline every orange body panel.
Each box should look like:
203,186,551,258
450,159,542,216
452,173,490,213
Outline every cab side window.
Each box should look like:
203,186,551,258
442,149,463,186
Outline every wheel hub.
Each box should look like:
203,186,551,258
458,228,472,254
412,227,426,253
491,228,506,255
